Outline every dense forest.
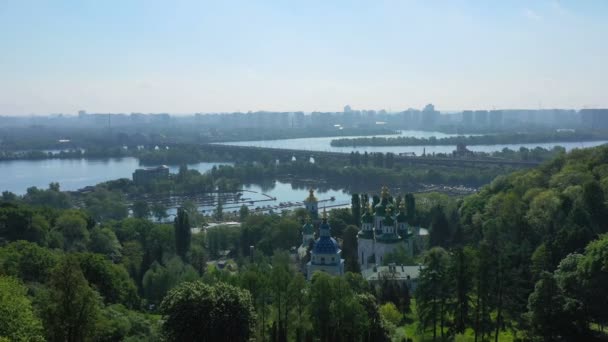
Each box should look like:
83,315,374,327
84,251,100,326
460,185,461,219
1,146,608,341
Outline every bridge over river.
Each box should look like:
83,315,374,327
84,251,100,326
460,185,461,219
201,143,542,168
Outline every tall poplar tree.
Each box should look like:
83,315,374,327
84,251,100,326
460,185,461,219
174,207,191,261
351,194,361,227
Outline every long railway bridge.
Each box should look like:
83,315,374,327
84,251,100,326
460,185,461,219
200,143,542,168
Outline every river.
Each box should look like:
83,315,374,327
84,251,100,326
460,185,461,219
2,130,606,197
219,130,608,155
0,158,353,211
0,158,228,195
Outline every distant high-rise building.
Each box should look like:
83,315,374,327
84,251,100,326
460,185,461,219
462,110,473,126
581,109,608,129
422,104,439,126
344,105,352,113
489,110,503,127
474,110,488,126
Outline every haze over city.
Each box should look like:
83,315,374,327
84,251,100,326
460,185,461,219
1,0,608,115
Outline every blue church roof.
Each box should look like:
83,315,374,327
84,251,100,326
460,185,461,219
312,236,340,254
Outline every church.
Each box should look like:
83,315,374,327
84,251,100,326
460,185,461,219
306,209,345,280
300,187,419,280
300,189,345,280
358,186,415,270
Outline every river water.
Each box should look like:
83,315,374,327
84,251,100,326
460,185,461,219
0,158,228,195
219,130,608,156
0,158,353,209
2,130,606,198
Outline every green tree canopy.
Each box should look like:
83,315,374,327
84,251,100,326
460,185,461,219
160,281,256,342
0,276,44,342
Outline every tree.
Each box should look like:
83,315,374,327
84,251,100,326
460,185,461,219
54,211,90,251
416,247,450,341
84,189,128,221
174,207,191,261
40,256,101,342
142,257,198,305
309,272,335,341
76,253,140,308
342,225,360,273
578,234,608,329
379,302,401,326
582,180,608,234
214,197,224,221
429,205,450,248
270,252,292,341
0,204,49,245
190,244,207,276
377,271,411,314
0,241,59,283
287,272,308,342
239,204,250,221
0,276,44,341
89,226,122,262
449,246,474,334
132,200,150,219
160,281,256,342
351,194,361,227
151,203,168,222
356,293,390,342
404,193,416,224
525,272,567,341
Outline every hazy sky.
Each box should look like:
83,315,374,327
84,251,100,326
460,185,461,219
1,0,607,115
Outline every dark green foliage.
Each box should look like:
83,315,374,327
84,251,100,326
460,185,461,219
75,253,140,308
160,281,256,342
416,247,450,341
23,184,72,209
39,255,101,342
94,304,160,342
404,193,415,224
526,272,570,341
142,257,199,306
132,200,150,219
352,193,361,226
0,241,59,283
428,205,450,248
342,225,361,273
449,247,474,334
0,203,50,245
174,207,191,261
151,203,168,222
84,188,128,222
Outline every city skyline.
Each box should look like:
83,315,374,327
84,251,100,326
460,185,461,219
1,0,607,115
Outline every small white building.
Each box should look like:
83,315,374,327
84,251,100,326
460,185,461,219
362,264,423,291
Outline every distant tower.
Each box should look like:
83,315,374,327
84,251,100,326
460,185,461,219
307,209,344,280
304,189,319,219
344,105,352,113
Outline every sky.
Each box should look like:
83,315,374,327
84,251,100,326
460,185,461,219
1,0,607,115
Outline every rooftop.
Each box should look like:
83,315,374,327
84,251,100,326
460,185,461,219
362,264,423,282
